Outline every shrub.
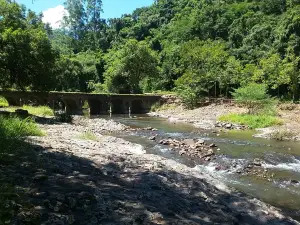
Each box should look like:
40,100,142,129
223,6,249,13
219,113,283,129
175,86,199,109
88,82,108,94
232,83,277,114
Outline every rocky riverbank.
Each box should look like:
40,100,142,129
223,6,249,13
2,116,299,224
149,102,300,141
149,103,246,130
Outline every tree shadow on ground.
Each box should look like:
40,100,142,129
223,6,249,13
0,139,298,225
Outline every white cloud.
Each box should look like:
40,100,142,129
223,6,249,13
42,5,67,29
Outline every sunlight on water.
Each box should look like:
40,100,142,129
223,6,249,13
263,158,300,173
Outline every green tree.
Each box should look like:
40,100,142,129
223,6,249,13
232,83,276,114
175,39,229,103
281,52,300,102
0,0,57,90
254,54,290,97
104,39,159,93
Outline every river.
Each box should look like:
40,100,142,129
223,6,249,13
99,114,300,221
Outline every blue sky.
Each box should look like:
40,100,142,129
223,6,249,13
16,0,154,18
15,0,154,28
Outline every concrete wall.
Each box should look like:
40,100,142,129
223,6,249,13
0,91,161,115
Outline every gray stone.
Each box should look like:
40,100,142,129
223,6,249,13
225,123,232,129
209,143,217,148
196,139,205,145
149,136,156,141
183,139,195,146
253,159,262,167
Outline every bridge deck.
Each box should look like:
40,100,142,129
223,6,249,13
0,91,162,115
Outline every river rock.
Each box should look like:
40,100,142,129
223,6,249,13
157,138,216,160
183,139,195,146
149,136,156,141
196,139,205,145
253,158,262,167
144,127,154,131
291,179,299,184
204,157,211,161
225,123,232,129
202,149,214,158
215,121,248,130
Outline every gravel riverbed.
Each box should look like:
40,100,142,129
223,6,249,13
5,116,299,224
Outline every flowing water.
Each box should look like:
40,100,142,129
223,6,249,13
99,115,300,221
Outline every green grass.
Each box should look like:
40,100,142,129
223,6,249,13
0,116,43,139
219,113,283,129
5,105,54,117
0,96,8,107
78,131,98,141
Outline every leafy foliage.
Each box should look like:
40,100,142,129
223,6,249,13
104,39,159,93
1,0,300,103
0,0,57,90
232,83,277,114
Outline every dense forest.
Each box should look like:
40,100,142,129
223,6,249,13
1,0,300,103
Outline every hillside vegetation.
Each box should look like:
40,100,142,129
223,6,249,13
1,0,300,103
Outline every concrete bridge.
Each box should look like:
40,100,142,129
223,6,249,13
0,91,162,115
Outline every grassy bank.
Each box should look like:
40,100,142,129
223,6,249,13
0,96,8,107
5,105,54,117
0,116,43,223
219,113,283,129
0,116,43,141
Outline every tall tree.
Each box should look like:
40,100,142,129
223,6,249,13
104,39,159,93
63,0,87,52
87,0,103,33
0,0,57,90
